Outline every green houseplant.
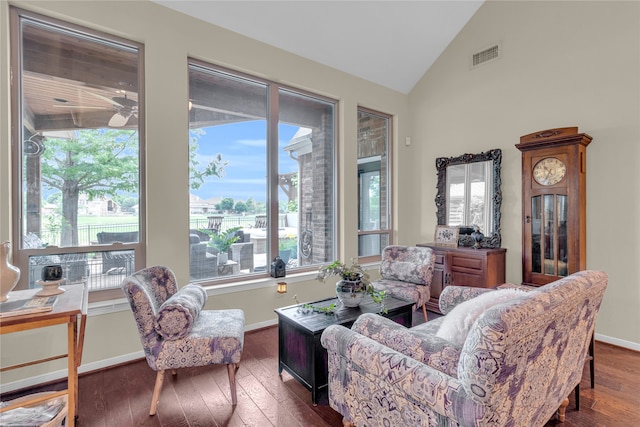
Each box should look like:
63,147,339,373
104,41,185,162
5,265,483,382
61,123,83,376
317,258,386,308
202,227,241,264
278,238,297,262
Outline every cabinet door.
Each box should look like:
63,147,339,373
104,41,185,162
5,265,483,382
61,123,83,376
426,251,446,313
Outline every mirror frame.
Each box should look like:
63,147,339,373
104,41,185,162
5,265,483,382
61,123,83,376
435,148,502,248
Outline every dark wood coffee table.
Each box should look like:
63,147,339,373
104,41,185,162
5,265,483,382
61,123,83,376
274,295,414,405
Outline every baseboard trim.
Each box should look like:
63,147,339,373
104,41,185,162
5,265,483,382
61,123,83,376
595,333,640,352
1,324,634,394
0,318,278,395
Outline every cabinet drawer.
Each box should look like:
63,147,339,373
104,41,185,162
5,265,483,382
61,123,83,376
452,271,485,287
450,254,483,271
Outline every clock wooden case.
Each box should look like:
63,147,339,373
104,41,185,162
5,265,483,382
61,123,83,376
515,127,592,286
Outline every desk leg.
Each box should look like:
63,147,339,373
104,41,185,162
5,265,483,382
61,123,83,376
67,319,78,426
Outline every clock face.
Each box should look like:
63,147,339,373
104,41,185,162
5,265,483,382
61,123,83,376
533,157,566,186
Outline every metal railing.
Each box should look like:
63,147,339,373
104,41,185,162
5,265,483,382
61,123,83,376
37,215,263,247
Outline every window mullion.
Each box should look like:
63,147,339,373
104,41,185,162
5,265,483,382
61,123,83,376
267,85,280,260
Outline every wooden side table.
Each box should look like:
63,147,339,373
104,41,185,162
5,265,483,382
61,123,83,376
275,296,413,405
0,283,88,426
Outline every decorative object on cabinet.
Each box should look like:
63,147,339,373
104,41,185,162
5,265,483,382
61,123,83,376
35,279,66,297
471,225,484,249
0,241,20,302
433,225,459,248
417,243,506,314
516,127,591,287
435,149,502,248
41,264,63,281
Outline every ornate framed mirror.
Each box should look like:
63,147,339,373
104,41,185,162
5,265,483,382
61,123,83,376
435,149,502,248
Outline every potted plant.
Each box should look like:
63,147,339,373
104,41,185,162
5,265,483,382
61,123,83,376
203,227,241,265
317,258,386,308
278,238,297,263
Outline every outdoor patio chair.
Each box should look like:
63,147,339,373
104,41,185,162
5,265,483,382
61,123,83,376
253,214,267,229
206,216,223,233
96,231,137,274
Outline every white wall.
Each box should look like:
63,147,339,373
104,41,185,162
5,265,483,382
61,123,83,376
0,0,408,388
409,0,640,348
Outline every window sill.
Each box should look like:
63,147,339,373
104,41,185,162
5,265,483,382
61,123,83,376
87,269,320,316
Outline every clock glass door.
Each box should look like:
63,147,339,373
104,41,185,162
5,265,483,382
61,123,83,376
531,194,568,278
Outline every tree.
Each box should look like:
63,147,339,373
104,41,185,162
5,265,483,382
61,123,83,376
245,197,255,214
234,201,247,214
40,129,138,246
189,129,228,190
216,197,234,213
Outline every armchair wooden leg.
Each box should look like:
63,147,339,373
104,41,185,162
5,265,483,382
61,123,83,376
422,304,428,322
589,332,595,388
227,363,238,405
150,370,165,416
342,418,356,427
557,397,569,422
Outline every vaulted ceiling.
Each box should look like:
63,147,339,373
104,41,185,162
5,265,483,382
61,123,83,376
154,1,484,94
20,1,484,133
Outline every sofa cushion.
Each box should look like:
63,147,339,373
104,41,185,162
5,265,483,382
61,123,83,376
154,284,207,340
436,289,524,346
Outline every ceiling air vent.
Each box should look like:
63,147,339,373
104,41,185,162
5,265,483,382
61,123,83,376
472,43,501,68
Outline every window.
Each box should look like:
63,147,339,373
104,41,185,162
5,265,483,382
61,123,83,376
10,8,145,298
445,160,494,234
188,61,336,281
357,108,392,260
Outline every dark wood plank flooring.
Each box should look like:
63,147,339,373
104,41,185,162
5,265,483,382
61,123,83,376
3,311,639,426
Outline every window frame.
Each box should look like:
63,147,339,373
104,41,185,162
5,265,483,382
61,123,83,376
9,7,146,302
357,107,393,263
187,59,339,282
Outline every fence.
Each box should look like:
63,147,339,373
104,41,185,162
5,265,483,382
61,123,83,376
31,214,282,291
38,215,261,247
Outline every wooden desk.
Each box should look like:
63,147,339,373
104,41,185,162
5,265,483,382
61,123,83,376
0,283,88,426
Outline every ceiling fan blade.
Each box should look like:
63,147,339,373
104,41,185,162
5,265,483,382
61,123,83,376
108,112,130,127
53,105,109,109
84,89,124,107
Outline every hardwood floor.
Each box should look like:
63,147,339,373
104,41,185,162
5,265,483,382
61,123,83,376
3,313,639,426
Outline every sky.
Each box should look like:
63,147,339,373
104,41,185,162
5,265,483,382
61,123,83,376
191,120,300,204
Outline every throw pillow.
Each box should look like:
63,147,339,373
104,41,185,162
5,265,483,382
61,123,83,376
436,289,524,346
154,284,207,340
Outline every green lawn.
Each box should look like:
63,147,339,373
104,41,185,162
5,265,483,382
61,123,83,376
77,215,138,226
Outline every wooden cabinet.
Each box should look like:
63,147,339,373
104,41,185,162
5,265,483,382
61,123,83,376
274,296,413,405
515,127,591,287
417,244,506,314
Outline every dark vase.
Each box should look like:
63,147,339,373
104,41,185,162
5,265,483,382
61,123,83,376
471,227,484,249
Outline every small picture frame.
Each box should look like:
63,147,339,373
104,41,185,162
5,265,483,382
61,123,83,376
434,225,459,247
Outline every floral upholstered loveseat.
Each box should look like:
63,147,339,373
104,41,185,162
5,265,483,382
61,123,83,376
321,270,608,426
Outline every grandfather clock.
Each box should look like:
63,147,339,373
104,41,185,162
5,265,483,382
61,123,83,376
515,127,592,286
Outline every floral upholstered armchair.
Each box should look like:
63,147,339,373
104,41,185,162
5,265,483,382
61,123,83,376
321,270,608,426
121,266,244,415
370,245,435,322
